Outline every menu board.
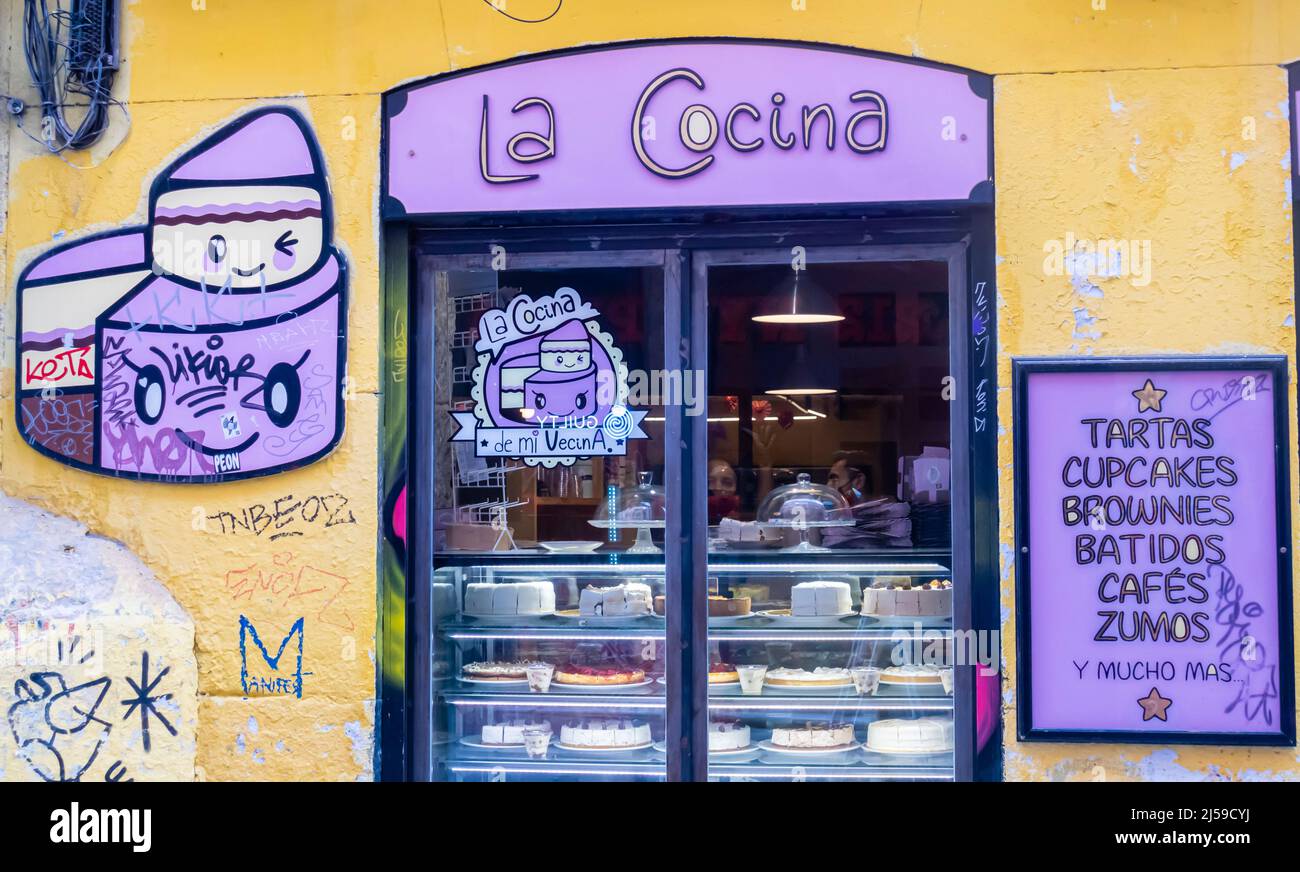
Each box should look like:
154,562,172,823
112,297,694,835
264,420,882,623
1014,358,1295,744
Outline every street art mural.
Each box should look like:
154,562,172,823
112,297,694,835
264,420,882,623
15,107,348,482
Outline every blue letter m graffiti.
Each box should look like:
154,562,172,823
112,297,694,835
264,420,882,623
239,616,305,698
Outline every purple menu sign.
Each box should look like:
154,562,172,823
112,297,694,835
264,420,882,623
384,40,990,216
1016,359,1294,743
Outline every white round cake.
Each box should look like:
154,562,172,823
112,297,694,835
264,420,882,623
708,720,752,752
764,666,853,687
558,719,652,749
879,664,944,686
480,719,550,746
462,660,539,681
770,722,856,750
865,717,954,754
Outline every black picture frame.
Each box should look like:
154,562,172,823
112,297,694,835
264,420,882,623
1012,355,1296,746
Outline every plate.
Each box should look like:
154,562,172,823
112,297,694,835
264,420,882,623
457,676,530,687
862,745,953,758
756,739,861,756
871,683,950,699
462,612,557,624
553,740,654,753
707,539,782,551
539,541,602,553
763,680,857,694
549,677,655,692
458,736,527,750
861,614,952,628
756,610,859,626
553,609,661,622
708,613,766,627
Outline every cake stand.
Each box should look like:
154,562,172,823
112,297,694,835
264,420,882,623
758,518,856,553
586,520,665,553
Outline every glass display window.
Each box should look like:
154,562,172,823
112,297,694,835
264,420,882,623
408,236,981,782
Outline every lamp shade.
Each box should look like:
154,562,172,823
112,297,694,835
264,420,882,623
752,270,844,324
764,338,838,396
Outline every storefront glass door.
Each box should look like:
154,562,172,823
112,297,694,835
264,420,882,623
695,246,966,781
422,250,674,782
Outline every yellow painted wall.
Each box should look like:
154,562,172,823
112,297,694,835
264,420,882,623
1,0,1297,780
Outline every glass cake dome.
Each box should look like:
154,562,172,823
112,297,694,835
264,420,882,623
590,470,666,553
756,472,852,552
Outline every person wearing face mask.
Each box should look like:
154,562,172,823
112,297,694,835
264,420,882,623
826,453,869,505
707,458,741,525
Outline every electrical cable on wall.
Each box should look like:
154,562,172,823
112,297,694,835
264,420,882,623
19,0,125,153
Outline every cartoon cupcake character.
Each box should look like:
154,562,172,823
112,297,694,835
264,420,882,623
524,319,598,419
15,107,347,481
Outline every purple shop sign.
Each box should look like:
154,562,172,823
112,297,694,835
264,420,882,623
384,40,990,216
1016,360,1294,742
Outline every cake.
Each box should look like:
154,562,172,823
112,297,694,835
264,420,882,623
553,663,647,686
764,667,853,687
862,578,952,617
770,722,856,750
879,664,945,686
524,319,597,419
730,583,771,607
865,717,954,754
652,595,752,617
580,582,653,616
432,582,457,618
708,720,752,752
539,319,592,371
790,580,853,616
709,662,740,684
464,581,556,616
708,596,751,617
499,352,540,413
558,719,652,749
480,719,550,746
718,518,774,543
462,661,538,681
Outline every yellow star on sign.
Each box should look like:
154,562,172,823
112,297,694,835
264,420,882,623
1132,378,1166,413
1137,686,1172,722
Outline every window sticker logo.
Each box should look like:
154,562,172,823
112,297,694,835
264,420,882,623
449,286,648,468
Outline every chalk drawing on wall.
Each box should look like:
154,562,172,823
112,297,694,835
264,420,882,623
15,106,348,482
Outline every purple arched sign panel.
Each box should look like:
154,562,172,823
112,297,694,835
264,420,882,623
384,40,990,216
1015,359,1295,744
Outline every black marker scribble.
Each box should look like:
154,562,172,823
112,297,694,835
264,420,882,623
1210,563,1278,726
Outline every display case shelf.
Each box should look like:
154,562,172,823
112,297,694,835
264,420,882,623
708,764,954,782
442,623,951,642
442,752,952,782
431,549,952,567
444,758,669,781
440,689,953,712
